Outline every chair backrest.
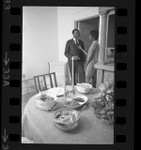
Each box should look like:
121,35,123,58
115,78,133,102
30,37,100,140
49,62,64,86
34,72,57,93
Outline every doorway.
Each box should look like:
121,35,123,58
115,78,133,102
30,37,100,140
75,16,99,53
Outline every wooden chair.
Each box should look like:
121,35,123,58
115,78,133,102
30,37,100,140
49,62,67,86
34,72,57,93
49,61,72,86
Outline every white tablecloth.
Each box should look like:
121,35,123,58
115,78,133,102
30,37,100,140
22,87,113,144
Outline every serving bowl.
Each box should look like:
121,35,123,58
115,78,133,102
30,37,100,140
54,108,80,130
36,94,57,110
76,83,92,93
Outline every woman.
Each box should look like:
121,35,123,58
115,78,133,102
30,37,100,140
84,30,99,86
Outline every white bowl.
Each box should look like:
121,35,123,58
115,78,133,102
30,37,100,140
76,83,92,93
36,97,56,110
54,108,80,126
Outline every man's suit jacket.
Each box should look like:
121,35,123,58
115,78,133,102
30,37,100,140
64,39,85,63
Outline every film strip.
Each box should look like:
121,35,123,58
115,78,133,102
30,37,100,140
1,0,134,150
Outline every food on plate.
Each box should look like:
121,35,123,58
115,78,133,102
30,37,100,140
73,98,85,102
39,94,54,102
55,110,78,124
36,93,56,110
64,94,87,108
60,116,72,124
65,99,81,107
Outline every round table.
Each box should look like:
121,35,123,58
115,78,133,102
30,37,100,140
22,86,113,144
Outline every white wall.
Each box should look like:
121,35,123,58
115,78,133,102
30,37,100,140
23,7,59,79
23,7,99,79
57,7,99,62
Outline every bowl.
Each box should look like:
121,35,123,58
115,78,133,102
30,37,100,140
36,94,57,110
54,108,80,128
76,83,92,93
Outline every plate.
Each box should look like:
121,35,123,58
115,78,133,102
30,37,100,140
45,87,65,98
64,94,88,109
36,101,58,111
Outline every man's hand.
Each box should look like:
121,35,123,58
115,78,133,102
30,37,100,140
72,56,80,60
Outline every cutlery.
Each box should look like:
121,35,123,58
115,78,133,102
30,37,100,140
57,89,63,97
48,104,57,111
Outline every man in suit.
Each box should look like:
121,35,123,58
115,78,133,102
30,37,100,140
64,29,85,84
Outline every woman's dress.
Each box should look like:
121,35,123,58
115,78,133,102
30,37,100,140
85,40,99,84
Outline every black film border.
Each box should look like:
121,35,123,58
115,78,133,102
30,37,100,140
1,0,134,150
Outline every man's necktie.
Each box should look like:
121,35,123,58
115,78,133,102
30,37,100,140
75,40,79,47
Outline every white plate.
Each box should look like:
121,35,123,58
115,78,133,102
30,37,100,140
45,87,65,98
36,102,58,111
36,87,74,99
64,94,88,109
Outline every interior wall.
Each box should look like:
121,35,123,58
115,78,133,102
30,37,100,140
23,7,59,79
23,7,99,79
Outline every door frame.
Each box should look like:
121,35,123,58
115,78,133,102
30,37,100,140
74,15,100,29
74,15,100,52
